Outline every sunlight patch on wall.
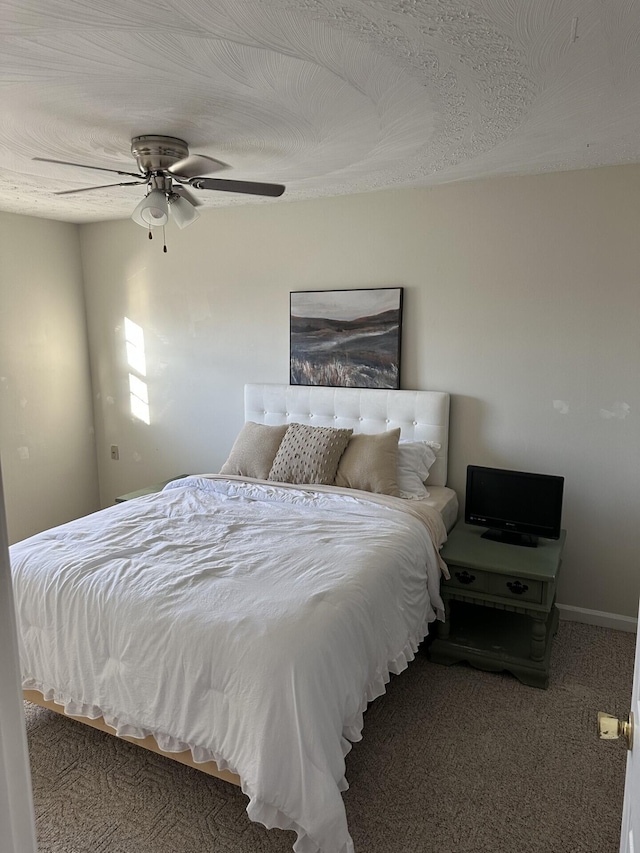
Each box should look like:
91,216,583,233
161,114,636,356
128,373,150,425
125,317,150,424
125,317,147,376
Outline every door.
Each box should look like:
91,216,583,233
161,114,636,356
600,608,640,853
0,461,38,852
619,615,640,853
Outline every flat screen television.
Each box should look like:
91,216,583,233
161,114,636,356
465,465,564,548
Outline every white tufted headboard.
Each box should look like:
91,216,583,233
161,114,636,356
245,384,450,487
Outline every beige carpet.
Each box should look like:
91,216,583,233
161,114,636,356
25,621,634,853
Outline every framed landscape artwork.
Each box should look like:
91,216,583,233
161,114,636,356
290,287,403,388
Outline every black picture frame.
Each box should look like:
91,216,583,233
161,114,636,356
290,287,403,389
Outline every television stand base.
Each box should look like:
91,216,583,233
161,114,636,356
480,528,538,548
431,524,566,688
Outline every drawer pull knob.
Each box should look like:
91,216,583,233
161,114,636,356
507,580,529,595
455,570,476,585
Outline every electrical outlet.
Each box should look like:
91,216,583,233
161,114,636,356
110,445,119,461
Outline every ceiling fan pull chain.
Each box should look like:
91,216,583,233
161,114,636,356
163,225,167,253
148,226,152,240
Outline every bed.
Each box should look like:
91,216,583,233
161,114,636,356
14,383,457,853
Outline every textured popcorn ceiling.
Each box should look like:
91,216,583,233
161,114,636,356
1,0,639,223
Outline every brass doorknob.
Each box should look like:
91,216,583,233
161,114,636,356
598,711,634,750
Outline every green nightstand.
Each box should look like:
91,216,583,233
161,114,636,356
429,523,566,688
115,475,189,503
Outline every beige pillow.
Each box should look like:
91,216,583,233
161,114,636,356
219,422,289,480
268,422,353,485
334,428,402,496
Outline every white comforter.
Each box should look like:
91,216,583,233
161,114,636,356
11,476,446,853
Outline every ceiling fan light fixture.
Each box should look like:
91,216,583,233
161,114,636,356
169,194,200,229
131,189,168,227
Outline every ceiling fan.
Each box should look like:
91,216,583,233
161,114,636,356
34,135,285,243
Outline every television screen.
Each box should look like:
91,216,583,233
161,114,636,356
465,465,564,547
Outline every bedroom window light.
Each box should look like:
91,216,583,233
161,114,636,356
124,317,147,376
128,374,150,425
124,317,150,424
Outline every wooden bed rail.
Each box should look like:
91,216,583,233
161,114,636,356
23,689,241,787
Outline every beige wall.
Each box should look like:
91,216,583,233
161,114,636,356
78,164,640,618
0,213,99,543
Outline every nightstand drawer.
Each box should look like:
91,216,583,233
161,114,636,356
488,574,543,604
446,567,490,593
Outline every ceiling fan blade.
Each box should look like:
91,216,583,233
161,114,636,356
168,154,227,179
54,181,146,196
189,177,285,197
34,156,143,179
172,185,202,207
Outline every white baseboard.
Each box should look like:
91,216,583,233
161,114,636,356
557,604,637,633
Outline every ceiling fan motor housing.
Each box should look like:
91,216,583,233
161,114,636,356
131,135,189,174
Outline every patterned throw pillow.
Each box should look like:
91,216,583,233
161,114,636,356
268,422,353,485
